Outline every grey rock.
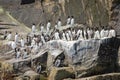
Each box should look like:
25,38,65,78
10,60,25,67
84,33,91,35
47,38,120,77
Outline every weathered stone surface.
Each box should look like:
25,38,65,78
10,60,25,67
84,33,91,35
73,37,119,77
1,37,119,79
47,38,120,77
0,60,13,72
0,0,112,27
109,0,120,37
48,67,75,80
0,0,21,6
47,49,64,70
64,73,120,80
14,70,40,80
24,70,40,80
118,48,120,68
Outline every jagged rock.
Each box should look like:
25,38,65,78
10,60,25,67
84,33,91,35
48,67,75,80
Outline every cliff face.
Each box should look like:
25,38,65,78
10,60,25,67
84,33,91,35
109,0,120,37
0,0,113,27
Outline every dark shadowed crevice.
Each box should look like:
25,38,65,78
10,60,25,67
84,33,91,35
21,0,35,5
111,0,120,11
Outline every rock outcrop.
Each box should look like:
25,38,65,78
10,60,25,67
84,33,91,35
1,37,119,80
0,0,120,80
47,38,120,78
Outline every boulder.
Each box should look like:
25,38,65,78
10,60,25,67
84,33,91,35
46,38,120,77
24,70,40,80
48,67,75,80
76,38,120,77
